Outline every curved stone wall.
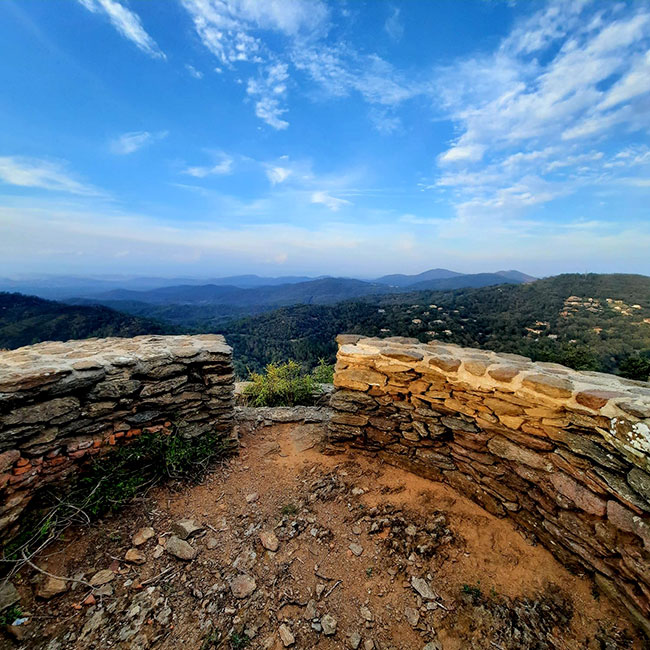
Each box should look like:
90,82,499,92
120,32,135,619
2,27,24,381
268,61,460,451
328,335,650,632
0,335,234,536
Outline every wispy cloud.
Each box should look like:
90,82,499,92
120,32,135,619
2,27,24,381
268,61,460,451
0,156,101,195
180,0,422,131
185,64,204,79
266,165,292,184
384,6,404,42
77,0,165,59
182,152,234,177
310,190,351,211
110,130,168,155
246,62,290,129
433,1,650,219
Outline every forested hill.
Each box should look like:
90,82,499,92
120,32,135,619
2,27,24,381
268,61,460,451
0,292,172,350
220,273,650,380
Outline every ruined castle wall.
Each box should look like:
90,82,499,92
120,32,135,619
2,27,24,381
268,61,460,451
328,335,650,630
0,335,234,535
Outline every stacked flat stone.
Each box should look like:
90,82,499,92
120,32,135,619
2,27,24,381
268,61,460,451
0,335,234,535
328,334,650,632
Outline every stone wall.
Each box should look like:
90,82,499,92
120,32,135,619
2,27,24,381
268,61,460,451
0,335,234,536
328,335,650,632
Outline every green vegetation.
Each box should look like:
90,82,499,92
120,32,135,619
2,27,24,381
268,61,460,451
243,360,322,406
0,292,172,350
462,582,483,603
280,503,298,516
229,632,251,649
3,428,235,563
312,358,335,383
221,274,650,379
0,605,22,626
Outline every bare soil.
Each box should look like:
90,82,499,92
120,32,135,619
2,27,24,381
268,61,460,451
2,421,646,650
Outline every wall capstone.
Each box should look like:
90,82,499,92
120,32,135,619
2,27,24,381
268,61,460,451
0,335,234,536
328,335,650,634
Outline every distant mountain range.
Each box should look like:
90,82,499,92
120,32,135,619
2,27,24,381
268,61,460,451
0,268,536,301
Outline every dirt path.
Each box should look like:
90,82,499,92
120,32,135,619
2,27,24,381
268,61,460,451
2,421,645,649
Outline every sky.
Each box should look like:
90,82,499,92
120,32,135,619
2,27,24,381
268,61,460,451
0,0,649,279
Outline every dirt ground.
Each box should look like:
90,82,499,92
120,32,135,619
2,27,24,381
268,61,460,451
1,420,647,650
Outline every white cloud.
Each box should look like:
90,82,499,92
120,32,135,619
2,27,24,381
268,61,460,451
384,7,404,42
433,1,650,220
180,0,328,65
110,130,168,155
0,156,100,195
310,190,351,211
182,153,233,177
246,62,290,129
266,166,292,184
77,0,165,59
181,0,423,131
185,64,204,79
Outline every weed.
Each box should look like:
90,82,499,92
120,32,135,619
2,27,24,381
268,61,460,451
462,582,483,603
280,503,298,516
0,605,22,626
2,427,235,567
229,632,251,649
200,630,222,650
312,358,335,383
244,360,319,406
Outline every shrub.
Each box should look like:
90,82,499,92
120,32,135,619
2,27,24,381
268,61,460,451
244,360,318,406
312,358,335,383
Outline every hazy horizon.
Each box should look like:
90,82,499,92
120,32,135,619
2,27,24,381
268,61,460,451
2,0,649,278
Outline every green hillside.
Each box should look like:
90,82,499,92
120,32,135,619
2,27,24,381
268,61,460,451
0,292,172,350
220,274,650,380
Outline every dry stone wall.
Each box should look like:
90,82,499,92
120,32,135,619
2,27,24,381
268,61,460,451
328,334,650,631
0,335,234,536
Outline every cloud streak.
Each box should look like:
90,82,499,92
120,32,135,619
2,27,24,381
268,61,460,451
110,131,168,155
0,157,101,195
77,0,165,59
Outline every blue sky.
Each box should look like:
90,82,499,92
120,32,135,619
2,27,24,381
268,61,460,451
0,0,649,278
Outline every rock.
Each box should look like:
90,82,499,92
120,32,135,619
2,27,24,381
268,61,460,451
229,574,256,599
6,624,28,641
94,584,113,597
132,527,155,546
206,537,219,550
349,632,362,649
165,535,197,561
245,492,259,503
351,487,365,496
316,583,326,599
364,641,375,650
423,641,442,650
321,614,337,636
37,576,68,599
411,576,436,600
83,594,96,606
125,548,146,564
404,606,420,627
349,543,364,556
628,468,650,505
0,581,19,611
153,545,164,559
89,569,115,587
305,599,317,620
172,519,203,540
278,623,295,646
259,531,279,552
360,605,374,622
